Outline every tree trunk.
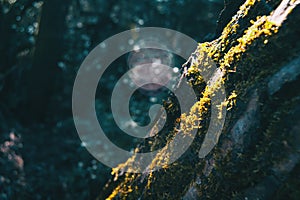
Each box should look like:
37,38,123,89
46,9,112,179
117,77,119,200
100,0,300,199
21,0,70,122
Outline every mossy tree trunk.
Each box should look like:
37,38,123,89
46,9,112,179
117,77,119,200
100,0,300,199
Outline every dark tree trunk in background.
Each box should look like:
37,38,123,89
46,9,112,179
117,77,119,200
0,0,35,129
0,1,28,73
22,0,70,122
100,0,300,199
0,6,11,71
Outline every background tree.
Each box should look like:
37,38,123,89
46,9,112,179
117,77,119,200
21,0,71,121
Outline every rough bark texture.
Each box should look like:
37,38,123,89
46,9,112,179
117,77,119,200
100,0,300,199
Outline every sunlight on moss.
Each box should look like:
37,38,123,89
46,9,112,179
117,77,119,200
103,0,300,199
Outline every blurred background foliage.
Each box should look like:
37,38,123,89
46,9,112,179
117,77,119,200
0,0,225,199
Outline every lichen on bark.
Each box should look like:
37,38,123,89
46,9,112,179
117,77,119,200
99,0,300,199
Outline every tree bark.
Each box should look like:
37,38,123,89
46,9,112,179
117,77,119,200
100,0,300,199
